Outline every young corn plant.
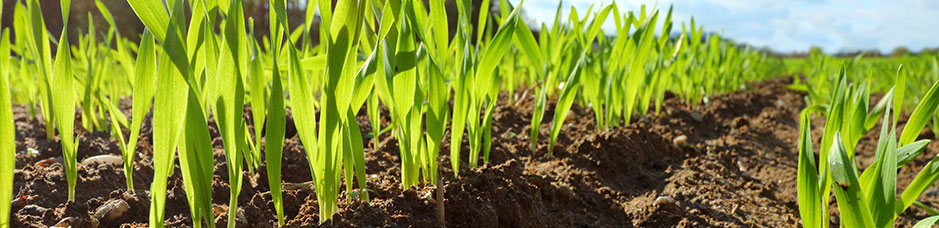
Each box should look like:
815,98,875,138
149,47,189,228
18,0,57,140
546,4,612,157
409,0,452,186
118,30,158,190
620,8,660,127
264,0,289,225
125,0,217,226
50,1,78,201
387,0,426,189
214,1,250,226
77,13,107,133
450,0,524,173
289,0,371,221
528,1,564,151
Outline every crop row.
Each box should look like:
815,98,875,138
793,49,939,226
0,0,783,227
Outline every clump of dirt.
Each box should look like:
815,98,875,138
9,77,899,227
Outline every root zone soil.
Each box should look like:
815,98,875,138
9,77,939,227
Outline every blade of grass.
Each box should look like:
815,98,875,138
149,50,188,227
178,91,215,228
265,57,287,226
548,48,588,157
124,30,158,190
0,28,15,228
900,72,939,146
266,0,289,222
215,0,249,226
797,106,823,228
51,27,78,201
914,216,939,228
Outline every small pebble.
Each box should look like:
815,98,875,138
36,157,63,167
81,154,124,167
51,217,80,228
654,196,677,206
672,135,688,146
94,199,130,222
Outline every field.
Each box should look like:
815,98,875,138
2,0,939,227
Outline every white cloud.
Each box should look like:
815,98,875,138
509,0,939,53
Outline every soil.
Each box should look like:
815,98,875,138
9,77,939,227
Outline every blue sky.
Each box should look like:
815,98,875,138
508,0,939,53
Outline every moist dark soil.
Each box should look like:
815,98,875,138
9,77,939,227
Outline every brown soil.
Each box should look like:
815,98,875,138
9,77,939,227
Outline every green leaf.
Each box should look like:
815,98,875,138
265,0,289,223
513,15,544,77
865,88,893,130
475,0,491,44
894,65,906,122
900,75,939,146
93,0,118,35
215,1,249,227
125,30,158,191
914,216,939,228
125,0,170,42
102,96,133,190
178,91,215,228
897,149,939,216
530,87,547,150
127,0,197,93
368,90,382,149
316,0,367,221
897,140,930,167
864,97,897,227
286,43,317,180
548,49,588,157
149,50,189,227
265,57,287,226
0,28,16,228
429,0,448,57
475,3,521,97
25,0,56,140
342,109,369,201
60,0,71,25
248,34,267,169
51,28,78,201
391,20,421,187
828,132,875,228
797,108,822,228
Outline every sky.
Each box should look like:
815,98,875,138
508,0,939,54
